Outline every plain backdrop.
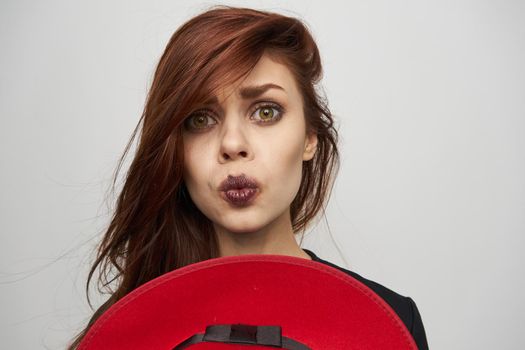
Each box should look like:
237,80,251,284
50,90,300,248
1,0,524,349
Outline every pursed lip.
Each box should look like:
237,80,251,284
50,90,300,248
219,174,260,192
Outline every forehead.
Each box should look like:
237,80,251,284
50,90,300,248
208,54,300,105
241,54,296,91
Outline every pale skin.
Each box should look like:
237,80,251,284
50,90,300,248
182,53,317,260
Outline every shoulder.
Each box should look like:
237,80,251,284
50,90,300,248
302,249,429,350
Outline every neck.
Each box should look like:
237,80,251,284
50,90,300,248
214,212,311,260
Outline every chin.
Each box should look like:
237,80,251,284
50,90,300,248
216,217,268,234
223,224,265,234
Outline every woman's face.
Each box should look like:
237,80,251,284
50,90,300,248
182,53,317,236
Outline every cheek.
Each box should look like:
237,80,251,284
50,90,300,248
182,139,212,193
182,149,219,220
260,131,305,198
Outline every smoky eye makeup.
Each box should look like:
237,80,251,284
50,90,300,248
183,99,286,133
183,108,218,132
250,101,285,124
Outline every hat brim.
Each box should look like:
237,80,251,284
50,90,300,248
78,254,417,349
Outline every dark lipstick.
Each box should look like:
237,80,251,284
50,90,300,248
219,174,259,206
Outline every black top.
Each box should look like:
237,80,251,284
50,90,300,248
302,249,429,350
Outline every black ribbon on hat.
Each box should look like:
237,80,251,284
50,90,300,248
173,323,311,349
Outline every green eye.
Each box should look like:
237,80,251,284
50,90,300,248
183,103,284,133
258,107,274,121
191,115,208,128
252,103,283,123
184,110,217,131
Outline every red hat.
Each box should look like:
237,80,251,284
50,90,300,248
78,254,417,349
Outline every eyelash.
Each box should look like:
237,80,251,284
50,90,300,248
183,102,285,132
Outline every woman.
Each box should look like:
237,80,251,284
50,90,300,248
68,5,428,349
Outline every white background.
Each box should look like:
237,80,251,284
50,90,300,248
1,1,524,349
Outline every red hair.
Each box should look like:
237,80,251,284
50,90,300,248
68,5,339,349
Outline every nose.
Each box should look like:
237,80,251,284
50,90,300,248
218,115,251,163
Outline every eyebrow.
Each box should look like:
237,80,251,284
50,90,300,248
203,83,286,105
239,83,286,99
